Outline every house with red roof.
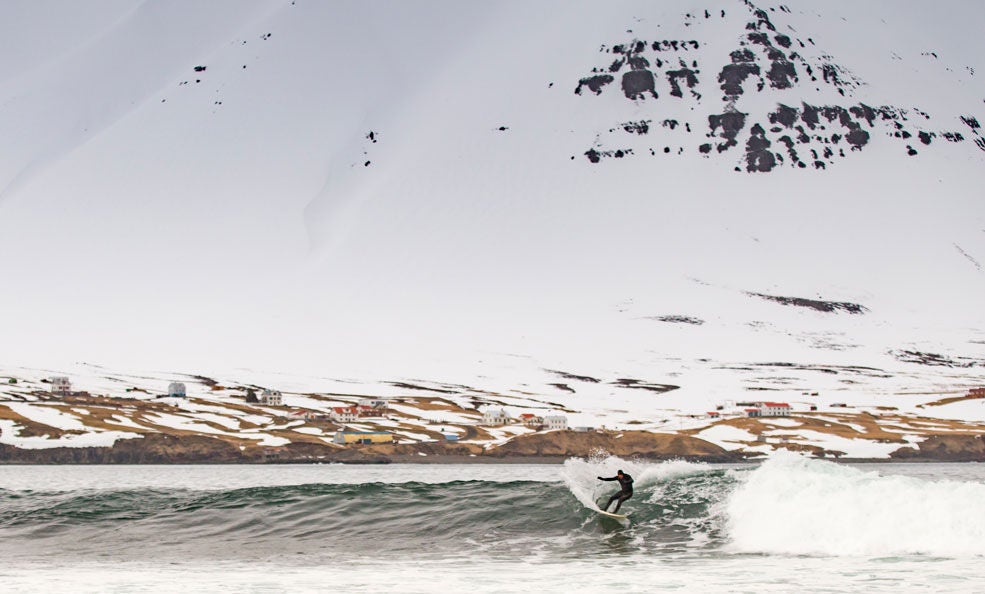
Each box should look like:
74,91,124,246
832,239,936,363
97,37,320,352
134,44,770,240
761,402,792,417
288,409,318,421
744,402,792,417
330,406,359,423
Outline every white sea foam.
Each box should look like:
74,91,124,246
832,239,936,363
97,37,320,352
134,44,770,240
726,451,985,556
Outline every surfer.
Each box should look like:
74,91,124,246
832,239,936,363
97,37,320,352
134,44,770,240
597,469,633,513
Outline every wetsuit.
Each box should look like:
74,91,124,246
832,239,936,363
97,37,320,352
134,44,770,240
598,473,633,513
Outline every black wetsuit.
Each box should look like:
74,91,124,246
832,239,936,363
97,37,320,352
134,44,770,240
598,473,633,513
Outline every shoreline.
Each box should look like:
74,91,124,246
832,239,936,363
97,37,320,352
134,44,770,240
0,453,982,465
3,423,984,465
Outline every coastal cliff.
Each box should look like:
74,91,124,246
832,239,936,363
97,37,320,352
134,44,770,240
0,430,747,464
7,428,983,464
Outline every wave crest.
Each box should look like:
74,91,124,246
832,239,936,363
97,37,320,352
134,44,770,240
726,452,985,556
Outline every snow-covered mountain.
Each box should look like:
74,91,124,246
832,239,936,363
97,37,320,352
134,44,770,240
1,0,983,423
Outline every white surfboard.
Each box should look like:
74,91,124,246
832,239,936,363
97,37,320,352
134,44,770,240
596,508,628,520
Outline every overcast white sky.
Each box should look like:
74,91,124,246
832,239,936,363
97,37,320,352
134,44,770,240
0,0,982,386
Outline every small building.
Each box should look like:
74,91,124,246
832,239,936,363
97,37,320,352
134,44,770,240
50,376,72,396
443,433,460,442
543,414,568,430
744,402,791,417
358,398,388,410
519,413,543,428
333,431,394,445
357,404,386,418
262,447,286,460
331,406,359,423
167,382,186,398
288,409,318,421
573,426,595,433
760,402,792,417
260,389,282,406
482,408,510,426
706,411,721,419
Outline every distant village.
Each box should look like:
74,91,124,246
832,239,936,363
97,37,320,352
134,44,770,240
37,375,578,446
35,374,834,445
7,373,985,461
30,376,846,445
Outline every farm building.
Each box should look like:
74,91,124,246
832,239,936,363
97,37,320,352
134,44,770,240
519,413,543,428
543,414,568,430
744,402,792,417
333,431,394,445
288,409,318,421
331,406,359,423
357,404,386,418
760,402,791,416
167,382,186,397
260,389,282,406
358,398,388,410
482,408,510,425
50,376,71,396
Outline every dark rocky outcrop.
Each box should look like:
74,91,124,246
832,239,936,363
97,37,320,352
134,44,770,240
890,435,985,461
0,434,247,464
571,0,982,172
487,430,742,462
748,292,868,314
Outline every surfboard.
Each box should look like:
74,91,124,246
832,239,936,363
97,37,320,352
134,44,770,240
596,508,628,520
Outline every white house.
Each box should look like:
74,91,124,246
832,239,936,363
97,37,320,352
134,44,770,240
358,398,388,410
482,408,510,425
331,406,359,423
50,376,71,395
167,382,186,398
759,402,792,417
745,402,792,417
260,389,283,406
543,414,568,430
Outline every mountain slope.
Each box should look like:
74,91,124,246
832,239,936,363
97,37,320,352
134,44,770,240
0,0,982,418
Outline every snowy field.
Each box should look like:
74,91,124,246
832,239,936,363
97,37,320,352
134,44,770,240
1,360,983,458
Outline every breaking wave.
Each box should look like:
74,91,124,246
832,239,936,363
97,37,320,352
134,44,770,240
726,451,985,556
2,455,984,562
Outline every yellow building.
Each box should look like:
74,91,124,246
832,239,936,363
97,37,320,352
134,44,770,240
333,431,394,445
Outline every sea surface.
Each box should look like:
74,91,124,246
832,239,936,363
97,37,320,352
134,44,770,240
2,454,985,593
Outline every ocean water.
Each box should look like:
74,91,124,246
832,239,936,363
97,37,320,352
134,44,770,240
2,454,985,593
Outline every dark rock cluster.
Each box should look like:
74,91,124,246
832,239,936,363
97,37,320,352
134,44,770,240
572,0,984,171
747,292,869,314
